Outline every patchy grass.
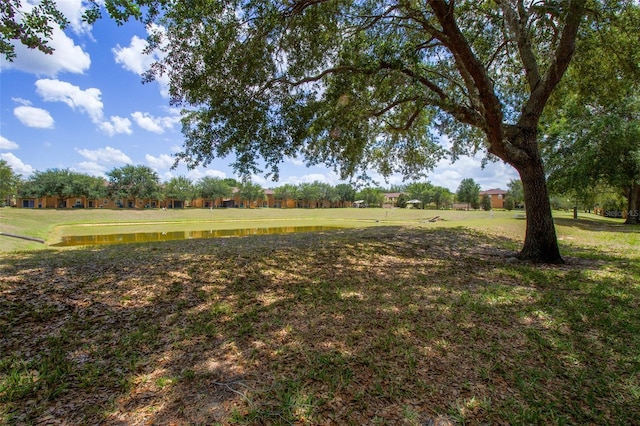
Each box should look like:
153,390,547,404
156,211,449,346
1,220,639,424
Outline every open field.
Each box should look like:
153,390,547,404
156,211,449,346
1,208,639,424
2,206,630,251
1,207,519,252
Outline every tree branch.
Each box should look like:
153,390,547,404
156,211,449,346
386,108,422,131
349,6,399,32
282,0,332,17
371,96,421,117
428,0,505,145
272,66,369,87
521,0,585,128
496,0,542,90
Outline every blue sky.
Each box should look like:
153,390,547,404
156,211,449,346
0,0,518,192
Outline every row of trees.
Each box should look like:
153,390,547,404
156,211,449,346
3,165,240,207
2,160,628,215
272,183,356,208
1,161,521,210
1,162,455,209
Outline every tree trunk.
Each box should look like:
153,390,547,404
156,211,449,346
500,127,564,264
624,182,640,225
516,159,564,264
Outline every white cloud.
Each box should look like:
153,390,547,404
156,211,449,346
0,26,90,76
13,106,55,129
11,97,32,106
132,111,180,133
76,146,132,165
112,25,170,97
286,156,305,167
160,171,175,182
113,35,153,75
250,174,268,186
0,0,91,76
273,152,518,192
55,0,92,35
427,156,519,192
183,168,227,181
35,79,132,136
75,161,107,177
36,79,103,123
99,116,133,136
0,153,34,176
429,157,478,191
203,169,227,179
284,172,340,186
146,153,174,169
0,136,20,150
132,111,163,133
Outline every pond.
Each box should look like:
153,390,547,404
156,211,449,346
50,225,344,247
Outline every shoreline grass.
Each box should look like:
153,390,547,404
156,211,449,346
1,208,639,424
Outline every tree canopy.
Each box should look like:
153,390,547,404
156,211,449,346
0,160,20,205
542,5,640,224
506,179,524,207
133,0,609,262
197,176,233,206
164,176,196,205
456,178,480,210
106,165,161,203
273,184,298,208
356,187,385,207
0,0,69,60
237,181,266,207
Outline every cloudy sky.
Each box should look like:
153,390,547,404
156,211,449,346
0,0,518,192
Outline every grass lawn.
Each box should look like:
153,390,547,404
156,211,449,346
1,207,639,424
1,207,519,251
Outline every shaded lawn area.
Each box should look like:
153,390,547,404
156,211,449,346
1,227,639,425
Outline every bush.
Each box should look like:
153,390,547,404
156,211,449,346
504,196,515,211
481,194,492,211
396,194,408,208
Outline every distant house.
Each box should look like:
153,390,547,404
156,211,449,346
383,192,404,208
479,188,507,209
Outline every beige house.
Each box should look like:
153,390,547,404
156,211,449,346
383,192,404,208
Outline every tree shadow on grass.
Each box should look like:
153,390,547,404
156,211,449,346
555,217,640,233
1,227,639,424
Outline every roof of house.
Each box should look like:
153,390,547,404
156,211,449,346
479,188,507,195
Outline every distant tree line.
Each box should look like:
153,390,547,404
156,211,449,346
7,165,239,207
2,164,470,209
4,161,610,213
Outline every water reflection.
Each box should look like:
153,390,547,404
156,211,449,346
51,226,343,247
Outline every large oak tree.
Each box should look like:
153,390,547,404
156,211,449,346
140,0,597,263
